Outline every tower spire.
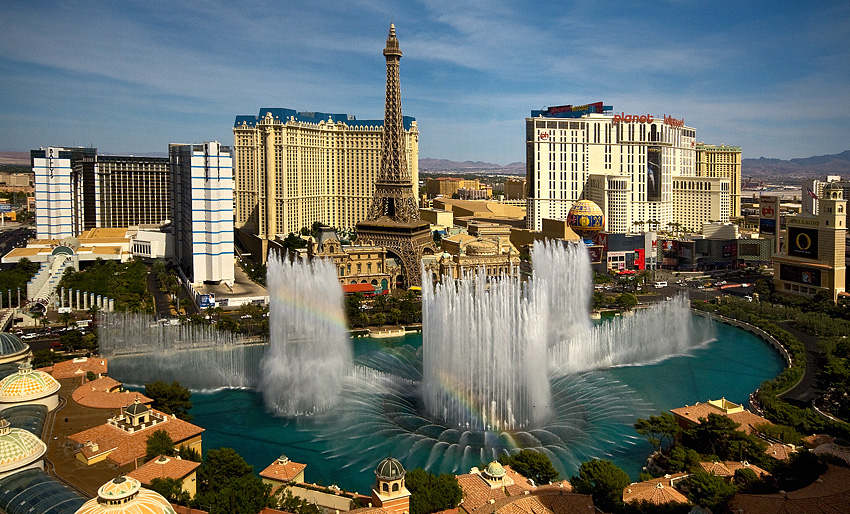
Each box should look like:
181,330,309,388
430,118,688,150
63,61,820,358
367,24,419,222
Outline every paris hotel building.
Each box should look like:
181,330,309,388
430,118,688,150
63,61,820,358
526,103,740,235
232,108,419,262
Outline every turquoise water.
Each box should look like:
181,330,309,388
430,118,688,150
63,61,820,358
181,319,783,494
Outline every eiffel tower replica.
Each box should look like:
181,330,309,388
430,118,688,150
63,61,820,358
356,24,434,289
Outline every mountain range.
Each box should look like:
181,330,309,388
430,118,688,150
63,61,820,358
4,150,850,180
742,150,850,179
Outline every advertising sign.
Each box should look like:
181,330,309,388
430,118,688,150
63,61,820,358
788,226,819,259
759,196,779,236
678,241,694,264
588,245,603,264
0,204,11,214
740,243,761,256
198,294,215,309
634,248,645,270
647,146,662,202
661,240,678,266
722,244,738,258
780,264,821,286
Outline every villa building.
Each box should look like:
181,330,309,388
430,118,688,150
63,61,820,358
68,399,203,467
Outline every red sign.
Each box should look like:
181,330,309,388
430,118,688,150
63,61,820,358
612,113,654,124
539,132,549,140
761,205,774,217
663,115,684,127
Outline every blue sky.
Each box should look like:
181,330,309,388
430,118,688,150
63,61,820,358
1,1,848,164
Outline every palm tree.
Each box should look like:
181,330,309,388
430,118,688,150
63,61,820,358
632,220,646,234
60,312,73,329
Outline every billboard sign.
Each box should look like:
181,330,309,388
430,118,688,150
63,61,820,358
647,146,662,202
0,204,11,213
198,294,215,309
588,245,603,264
780,264,821,286
759,196,780,236
788,226,819,259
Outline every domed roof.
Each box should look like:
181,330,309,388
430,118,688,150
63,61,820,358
484,460,506,478
0,333,28,357
0,418,47,472
466,241,498,256
124,398,150,416
375,457,405,480
76,476,177,514
0,363,60,401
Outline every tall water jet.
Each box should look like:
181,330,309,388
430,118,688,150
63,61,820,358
548,295,715,375
531,240,593,347
99,312,261,389
260,252,352,415
422,269,551,431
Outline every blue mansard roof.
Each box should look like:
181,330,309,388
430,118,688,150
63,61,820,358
234,108,415,131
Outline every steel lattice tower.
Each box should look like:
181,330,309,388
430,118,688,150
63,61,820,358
357,25,434,288
366,24,420,222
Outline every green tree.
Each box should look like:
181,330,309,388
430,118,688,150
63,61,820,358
571,459,630,513
373,312,387,326
146,430,175,461
498,449,559,485
615,292,638,311
664,445,701,473
634,412,681,451
684,413,767,463
194,448,271,514
405,468,463,514
178,444,202,462
684,470,737,510
273,489,322,514
150,477,191,505
217,316,239,333
145,381,193,421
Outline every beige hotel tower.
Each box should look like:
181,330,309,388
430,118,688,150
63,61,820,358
232,107,419,262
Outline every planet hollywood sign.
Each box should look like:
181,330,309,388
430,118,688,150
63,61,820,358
611,113,685,127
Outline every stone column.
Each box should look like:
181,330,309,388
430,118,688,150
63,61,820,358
108,298,114,312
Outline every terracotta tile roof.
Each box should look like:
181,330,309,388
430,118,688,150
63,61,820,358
68,409,204,467
812,443,850,466
623,473,689,505
727,410,772,435
51,357,108,380
457,472,509,512
173,507,207,514
670,401,770,434
260,458,307,482
71,377,153,409
803,434,834,449
457,465,569,513
764,442,797,461
700,461,769,478
127,455,200,485
728,465,850,514
473,491,594,514
348,508,394,514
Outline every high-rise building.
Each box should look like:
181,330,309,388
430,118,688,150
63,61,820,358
232,108,419,263
31,147,169,239
503,178,526,200
695,144,741,217
773,182,846,302
170,142,235,286
526,104,697,233
94,155,170,229
672,176,730,233
32,147,83,240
